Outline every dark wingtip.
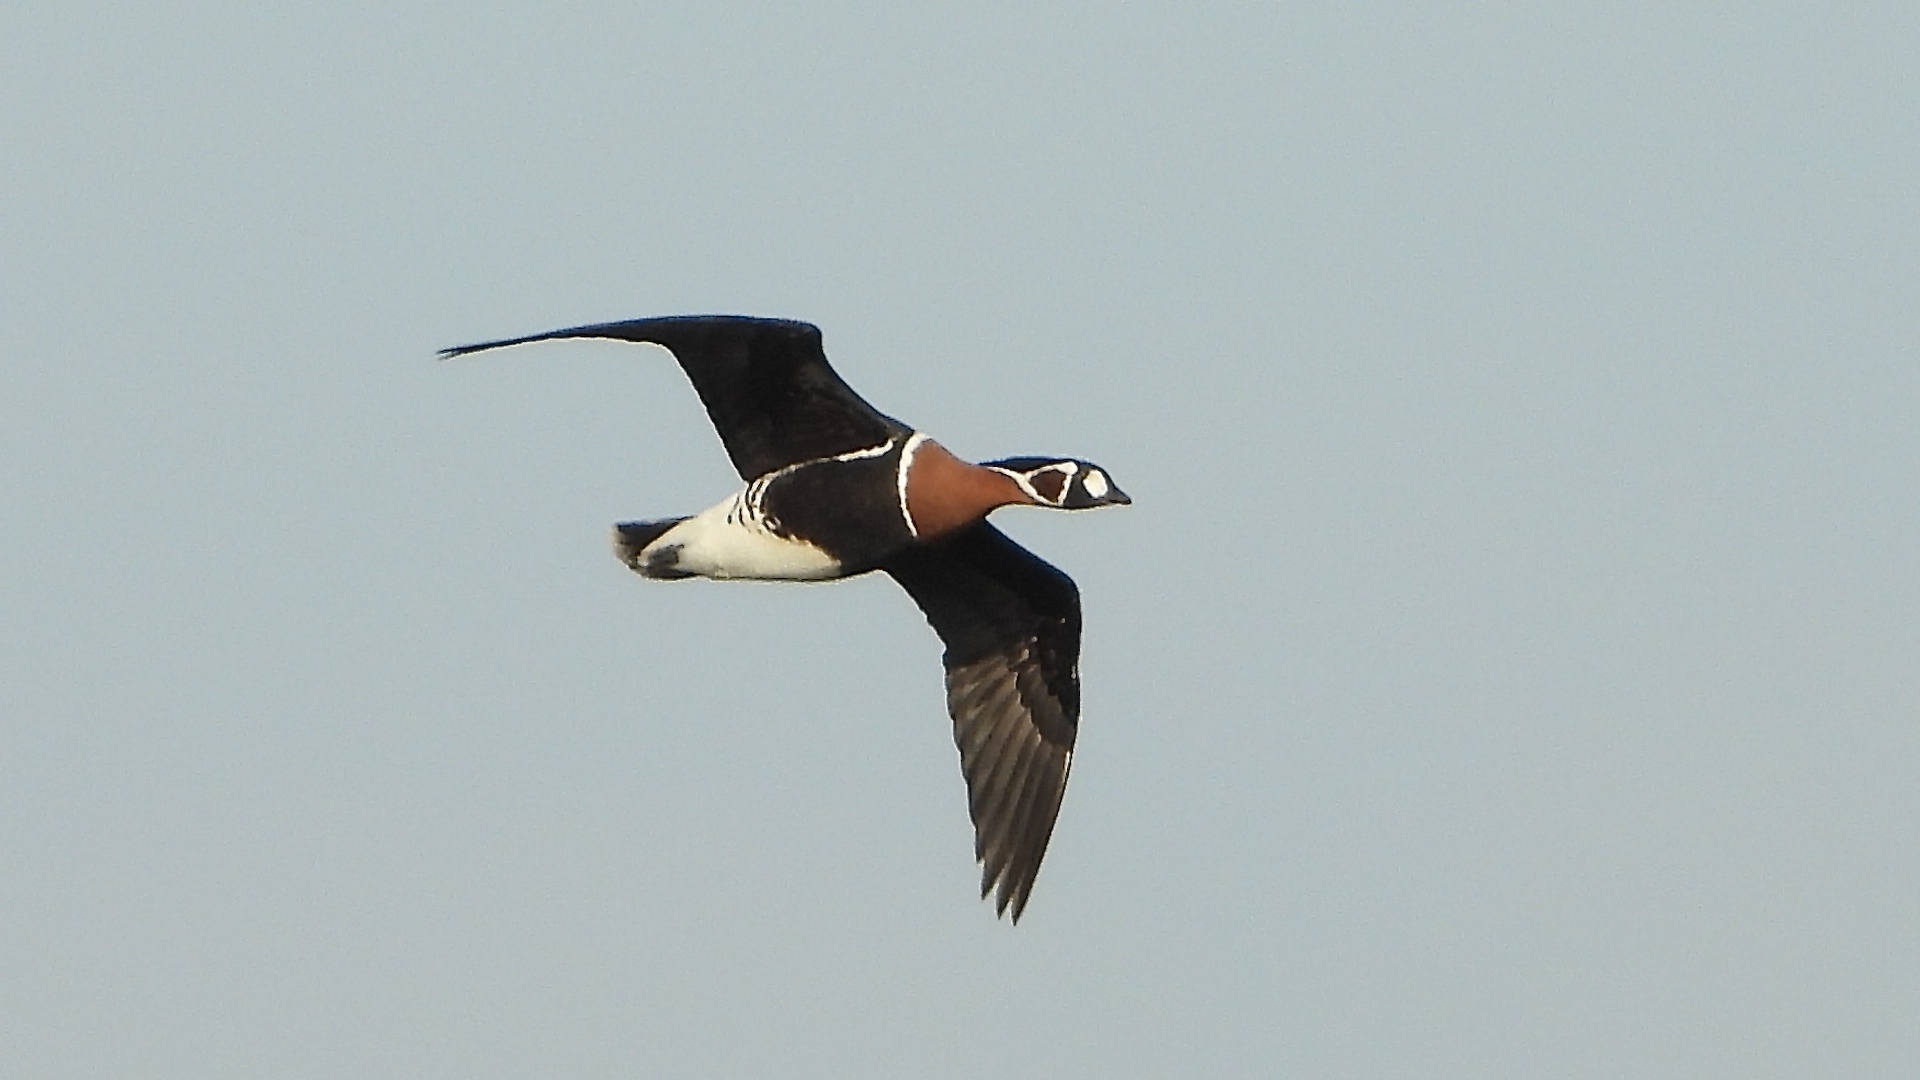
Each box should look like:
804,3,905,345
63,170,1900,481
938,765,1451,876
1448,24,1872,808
437,315,821,364
981,859,1034,924
438,342,495,361
437,337,527,360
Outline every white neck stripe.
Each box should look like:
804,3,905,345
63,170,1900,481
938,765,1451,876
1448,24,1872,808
897,432,929,539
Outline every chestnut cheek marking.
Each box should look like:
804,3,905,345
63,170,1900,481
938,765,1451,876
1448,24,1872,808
1027,468,1068,504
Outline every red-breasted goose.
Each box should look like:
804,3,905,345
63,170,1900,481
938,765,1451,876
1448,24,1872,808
442,315,1129,921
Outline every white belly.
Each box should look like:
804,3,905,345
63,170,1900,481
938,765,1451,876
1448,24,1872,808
647,493,843,581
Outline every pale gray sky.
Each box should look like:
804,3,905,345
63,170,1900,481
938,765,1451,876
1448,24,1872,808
4,4,1916,1077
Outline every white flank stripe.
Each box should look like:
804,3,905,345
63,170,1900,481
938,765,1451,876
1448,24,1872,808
829,438,900,463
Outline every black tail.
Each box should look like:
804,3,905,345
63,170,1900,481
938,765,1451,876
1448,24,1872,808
612,518,693,578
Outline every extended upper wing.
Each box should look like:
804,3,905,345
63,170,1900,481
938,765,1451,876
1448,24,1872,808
442,315,908,480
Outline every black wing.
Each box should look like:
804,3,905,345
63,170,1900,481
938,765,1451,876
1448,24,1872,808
441,315,909,480
883,523,1081,922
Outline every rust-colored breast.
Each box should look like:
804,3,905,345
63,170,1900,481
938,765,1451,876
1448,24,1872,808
905,439,1032,541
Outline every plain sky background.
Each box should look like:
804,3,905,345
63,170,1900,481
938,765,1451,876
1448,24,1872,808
4,4,1916,1077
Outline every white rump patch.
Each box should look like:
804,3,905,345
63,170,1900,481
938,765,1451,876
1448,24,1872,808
1082,468,1109,499
648,492,842,580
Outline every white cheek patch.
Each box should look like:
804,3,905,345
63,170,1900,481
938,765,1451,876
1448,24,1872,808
1082,469,1109,499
